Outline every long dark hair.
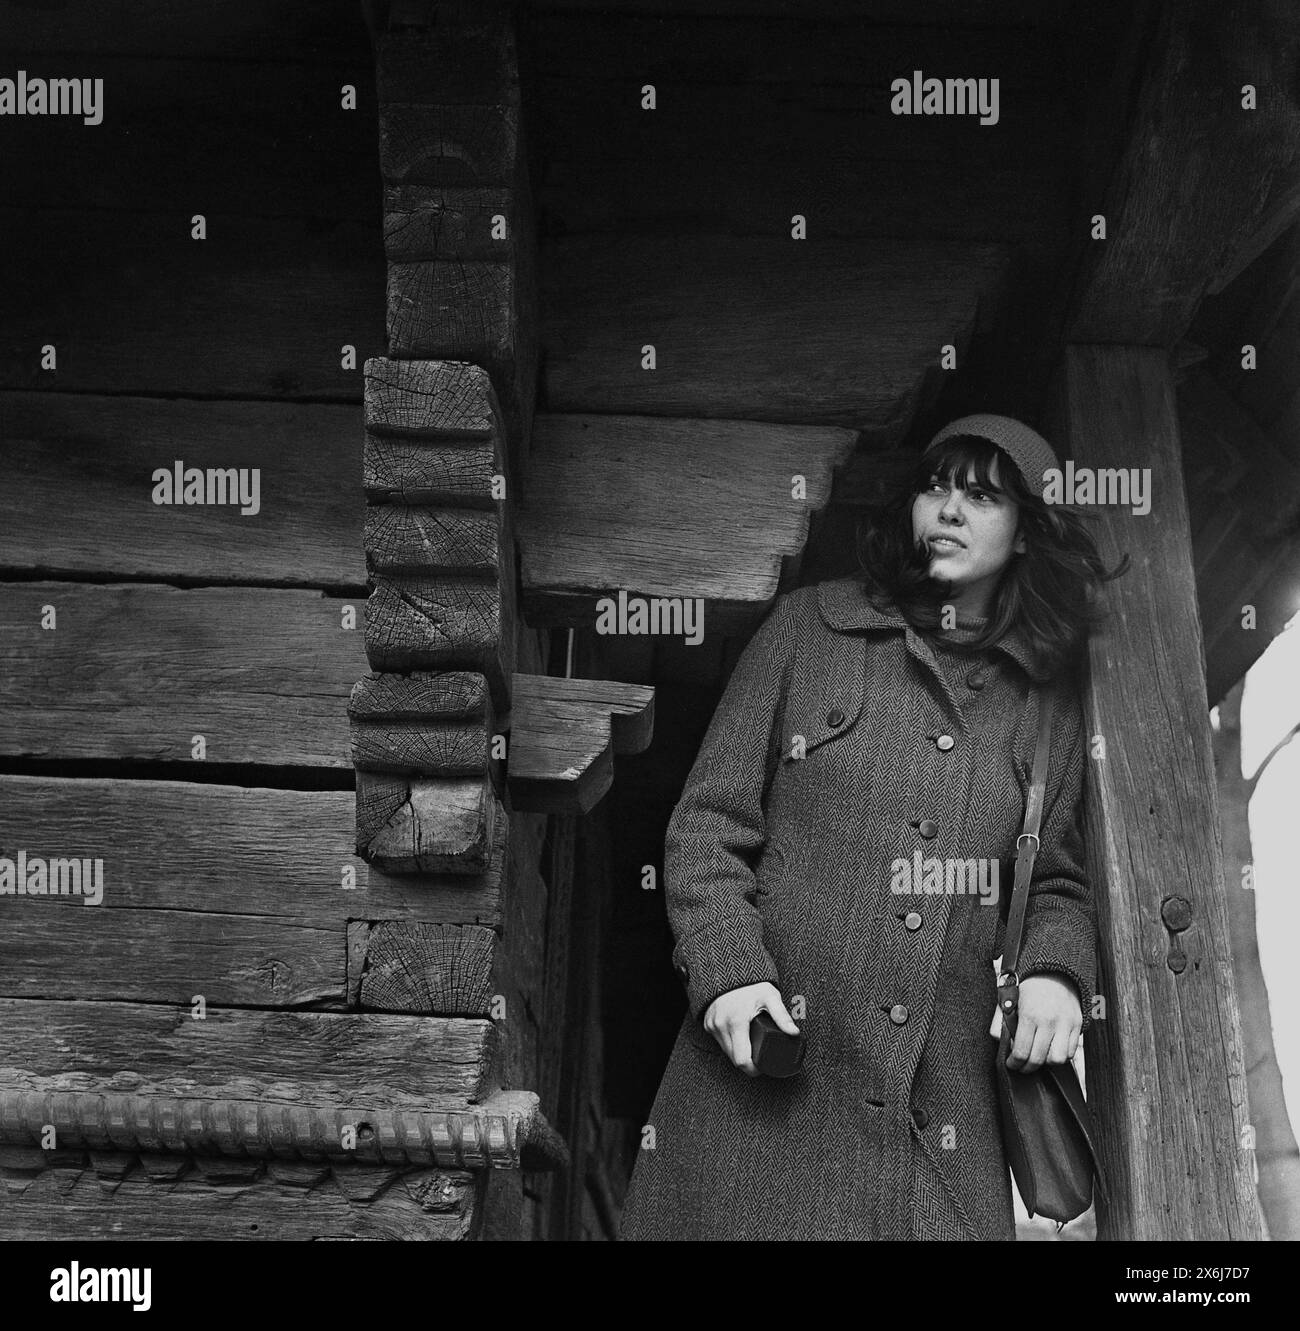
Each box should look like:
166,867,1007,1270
855,434,1129,680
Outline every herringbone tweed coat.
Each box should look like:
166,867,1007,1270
619,576,1096,1242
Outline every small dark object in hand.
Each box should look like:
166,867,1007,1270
750,1011,806,1078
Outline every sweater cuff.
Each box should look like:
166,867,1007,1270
1017,915,1096,1032
672,920,781,1023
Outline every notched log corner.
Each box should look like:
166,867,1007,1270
355,770,500,874
349,669,493,777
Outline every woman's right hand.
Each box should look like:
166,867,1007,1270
703,982,801,1076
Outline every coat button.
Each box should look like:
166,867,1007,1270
826,708,845,728
912,1107,931,1129
917,819,938,839
904,911,923,931
935,734,955,751
889,1004,909,1025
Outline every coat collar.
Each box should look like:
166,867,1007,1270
816,577,1049,683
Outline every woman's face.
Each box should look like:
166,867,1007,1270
910,453,1026,611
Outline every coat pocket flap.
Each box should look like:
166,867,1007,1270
780,635,866,761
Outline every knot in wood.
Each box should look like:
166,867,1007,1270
1160,896,1193,933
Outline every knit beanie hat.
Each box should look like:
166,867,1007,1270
923,413,1059,499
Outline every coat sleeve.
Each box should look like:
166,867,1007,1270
1016,686,1099,1031
663,589,803,1022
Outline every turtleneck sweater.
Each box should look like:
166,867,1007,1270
928,613,994,692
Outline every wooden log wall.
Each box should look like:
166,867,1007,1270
0,0,513,1240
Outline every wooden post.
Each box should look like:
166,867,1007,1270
1048,345,1264,1239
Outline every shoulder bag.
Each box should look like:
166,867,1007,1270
994,684,1107,1225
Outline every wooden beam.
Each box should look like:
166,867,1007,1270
350,670,493,776
539,236,1010,434
1065,0,1300,345
350,921,496,1014
523,0,1080,19
364,573,511,700
0,394,366,586
0,583,365,768
0,57,378,221
0,999,491,1103
364,504,500,574
356,772,501,874
0,0,373,59
517,413,856,631
0,774,504,930
0,1165,482,1241
1047,344,1263,1239
507,674,655,814
1178,368,1300,703
0,209,383,399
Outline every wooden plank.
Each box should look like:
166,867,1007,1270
1046,344,1263,1239
0,910,341,1007
0,209,384,399
525,0,1079,21
0,58,378,220
356,772,500,875
536,78,1066,174
0,1165,481,1241
517,413,856,629
353,921,496,1014
0,775,504,929
538,159,1068,252
0,999,491,1104
0,394,365,585
529,13,1075,83
0,0,371,60
538,237,1011,431
1066,0,1300,344
0,584,365,767
507,674,655,814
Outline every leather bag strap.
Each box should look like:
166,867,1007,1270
1000,685,1055,983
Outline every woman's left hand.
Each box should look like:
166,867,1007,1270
1006,974,1081,1072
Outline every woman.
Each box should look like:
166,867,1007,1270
619,414,1125,1242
